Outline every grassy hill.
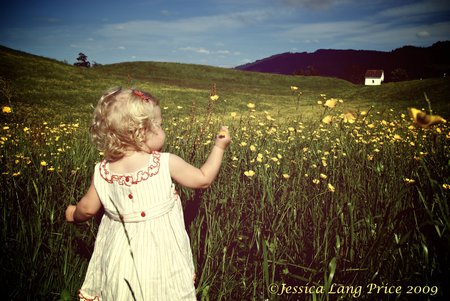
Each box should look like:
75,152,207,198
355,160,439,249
1,45,449,122
1,45,450,300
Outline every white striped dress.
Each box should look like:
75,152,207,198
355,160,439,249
78,152,197,301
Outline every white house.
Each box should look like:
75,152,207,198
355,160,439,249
364,70,384,85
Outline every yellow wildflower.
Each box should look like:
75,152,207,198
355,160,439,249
312,179,320,185
256,153,263,162
407,107,447,128
403,178,415,184
247,103,256,109
40,161,48,167
282,174,290,179
322,115,333,124
290,86,298,91
2,106,12,113
327,183,336,192
244,170,255,177
230,112,237,117
342,112,356,123
324,98,338,108
210,94,219,101
443,184,450,190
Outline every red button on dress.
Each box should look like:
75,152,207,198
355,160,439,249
141,211,146,217
128,193,133,199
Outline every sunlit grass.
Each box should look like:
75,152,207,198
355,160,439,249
1,87,449,300
1,46,449,300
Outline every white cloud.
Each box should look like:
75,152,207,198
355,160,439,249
178,46,241,56
282,20,375,42
161,10,171,16
379,0,450,19
179,47,211,54
416,30,431,38
97,9,272,39
280,0,350,9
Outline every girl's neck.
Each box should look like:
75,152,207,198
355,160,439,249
108,151,153,174
123,149,151,158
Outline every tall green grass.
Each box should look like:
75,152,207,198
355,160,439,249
1,46,449,300
3,96,448,300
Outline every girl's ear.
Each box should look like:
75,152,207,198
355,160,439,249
139,127,147,137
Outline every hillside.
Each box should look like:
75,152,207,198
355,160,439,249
1,45,449,118
236,41,450,84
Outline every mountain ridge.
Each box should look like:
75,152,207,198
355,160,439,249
235,41,450,84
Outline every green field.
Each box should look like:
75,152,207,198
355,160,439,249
1,45,449,300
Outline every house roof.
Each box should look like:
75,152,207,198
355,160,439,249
365,69,384,78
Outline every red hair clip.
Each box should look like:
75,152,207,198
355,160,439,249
132,89,152,103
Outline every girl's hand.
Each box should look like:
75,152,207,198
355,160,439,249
65,205,77,222
215,126,231,150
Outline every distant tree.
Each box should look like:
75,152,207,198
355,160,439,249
305,65,319,76
345,64,365,84
74,52,91,68
391,68,409,82
0,76,14,104
91,61,102,67
293,65,319,76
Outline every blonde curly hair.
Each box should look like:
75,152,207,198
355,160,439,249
90,87,160,161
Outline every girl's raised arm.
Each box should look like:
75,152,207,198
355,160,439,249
169,126,231,189
66,180,102,223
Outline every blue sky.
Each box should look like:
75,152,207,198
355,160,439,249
1,0,449,67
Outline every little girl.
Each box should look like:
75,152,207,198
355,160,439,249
65,87,231,300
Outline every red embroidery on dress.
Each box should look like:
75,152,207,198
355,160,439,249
99,152,161,186
78,290,100,301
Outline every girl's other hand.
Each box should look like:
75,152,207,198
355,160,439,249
65,204,76,222
215,126,231,150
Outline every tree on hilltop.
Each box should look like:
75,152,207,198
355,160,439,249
74,52,90,68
